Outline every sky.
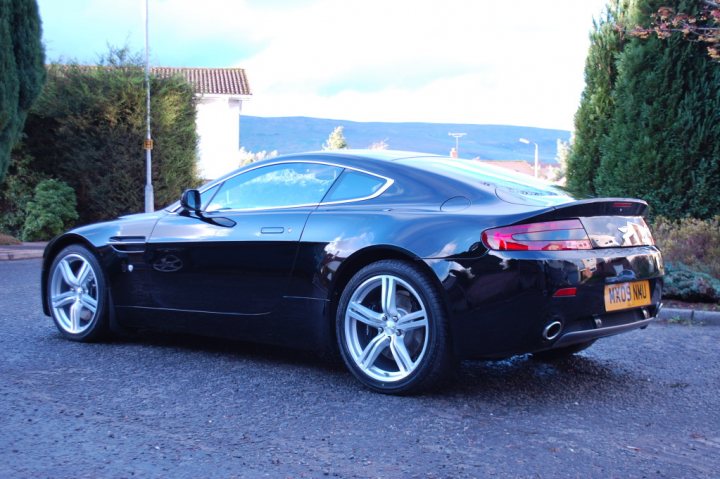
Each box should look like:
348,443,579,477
36,0,609,131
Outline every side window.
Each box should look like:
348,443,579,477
323,169,388,203
199,184,220,210
205,162,342,211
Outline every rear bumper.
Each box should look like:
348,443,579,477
428,245,664,359
552,317,653,348
551,310,656,349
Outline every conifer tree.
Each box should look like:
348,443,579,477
566,1,626,197
0,0,45,184
596,0,720,219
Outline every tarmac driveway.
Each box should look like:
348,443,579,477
1,259,719,478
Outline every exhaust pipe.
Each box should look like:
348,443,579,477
542,321,563,341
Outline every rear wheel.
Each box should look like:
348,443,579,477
48,245,109,342
532,340,595,361
336,260,454,395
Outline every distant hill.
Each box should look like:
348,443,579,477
239,116,571,163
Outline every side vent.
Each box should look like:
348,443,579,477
109,236,146,253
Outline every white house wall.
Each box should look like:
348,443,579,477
195,95,242,180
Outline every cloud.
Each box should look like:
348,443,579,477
237,0,608,129
38,0,608,129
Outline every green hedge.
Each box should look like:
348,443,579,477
0,49,200,235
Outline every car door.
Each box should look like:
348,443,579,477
145,161,343,316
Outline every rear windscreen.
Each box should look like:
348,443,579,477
397,157,573,206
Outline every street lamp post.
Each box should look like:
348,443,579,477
448,132,466,157
143,0,154,213
519,138,539,178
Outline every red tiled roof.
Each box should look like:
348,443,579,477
151,67,251,96
478,160,535,177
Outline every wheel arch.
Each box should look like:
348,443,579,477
41,234,103,316
325,245,447,345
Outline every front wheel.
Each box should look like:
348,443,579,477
336,260,454,395
47,244,109,342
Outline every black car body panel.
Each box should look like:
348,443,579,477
41,150,664,359
438,246,662,358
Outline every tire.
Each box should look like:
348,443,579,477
47,244,109,342
532,340,595,361
336,260,454,395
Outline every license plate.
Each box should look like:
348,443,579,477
604,280,651,312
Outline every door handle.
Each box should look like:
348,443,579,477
260,227,284,234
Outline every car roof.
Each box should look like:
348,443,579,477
278,149,441,163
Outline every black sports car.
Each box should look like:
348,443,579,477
41,150,664,394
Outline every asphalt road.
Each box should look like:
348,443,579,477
1,259,719,479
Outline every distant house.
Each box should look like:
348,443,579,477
477,160,536,177
475,159,558,182
152,67,252,180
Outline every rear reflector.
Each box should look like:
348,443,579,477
553,287,577,297
482,219,592,251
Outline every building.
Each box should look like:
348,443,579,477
477,160,536,177
152,67,251,180
474,159,560,183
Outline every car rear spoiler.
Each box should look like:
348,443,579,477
521,198,649,223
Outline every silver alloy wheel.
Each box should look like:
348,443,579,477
344,274,429,382
50,253,100,335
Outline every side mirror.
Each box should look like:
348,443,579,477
180,189,202,213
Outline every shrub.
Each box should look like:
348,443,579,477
0,149,46,237
653,216,720,280
663,263,720,303
0,232,20,245
21,179,78,241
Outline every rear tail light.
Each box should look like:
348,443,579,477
553,287,577,297
482,219,592,251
